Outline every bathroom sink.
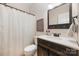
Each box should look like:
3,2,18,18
44,35,77,43
41,35,77,44
44,35,62,40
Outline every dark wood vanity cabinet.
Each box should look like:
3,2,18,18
37,38,79,56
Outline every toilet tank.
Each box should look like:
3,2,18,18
33,36,37,45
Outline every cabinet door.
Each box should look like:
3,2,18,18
37,45,48,56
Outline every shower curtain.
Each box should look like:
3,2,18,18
0,5,36,56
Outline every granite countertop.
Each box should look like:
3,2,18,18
37,35,79,50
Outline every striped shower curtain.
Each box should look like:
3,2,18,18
0,4,36,56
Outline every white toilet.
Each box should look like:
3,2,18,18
24,36,37,56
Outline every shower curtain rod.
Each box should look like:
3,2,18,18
0,3,35,16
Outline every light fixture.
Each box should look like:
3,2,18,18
48,3,62,10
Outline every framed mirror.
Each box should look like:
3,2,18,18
48,3,72,29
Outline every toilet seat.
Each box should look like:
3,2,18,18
24,44,37,56
24,44,37,52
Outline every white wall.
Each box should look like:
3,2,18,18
7,3,31,12
72,3,78,17
29,3,48,35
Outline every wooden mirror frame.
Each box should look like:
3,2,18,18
48,3,72,29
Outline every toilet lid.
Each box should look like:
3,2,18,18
24,44,37,52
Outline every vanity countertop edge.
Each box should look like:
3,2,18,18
37,35,79,50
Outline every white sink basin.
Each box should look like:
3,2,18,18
44,35,77,43
45,35,60,39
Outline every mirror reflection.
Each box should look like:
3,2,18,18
49,3,70,25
